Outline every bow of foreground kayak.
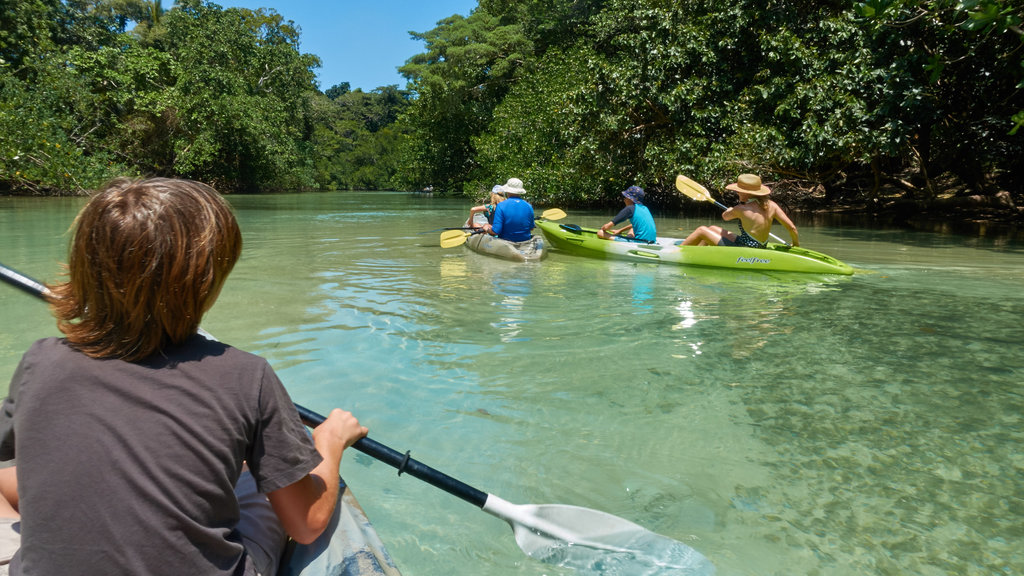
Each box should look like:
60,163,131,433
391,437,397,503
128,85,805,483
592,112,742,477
536,221,854,275
0,478,400,576
281,479,401,576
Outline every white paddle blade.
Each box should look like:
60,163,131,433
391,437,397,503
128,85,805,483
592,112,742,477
674,175,715,203
484,496,715,575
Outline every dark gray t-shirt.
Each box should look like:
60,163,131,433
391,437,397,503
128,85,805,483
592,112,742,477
0,335,322,575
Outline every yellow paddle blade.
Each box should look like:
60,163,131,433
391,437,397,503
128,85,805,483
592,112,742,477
539,208,567,221
674,174,715,203
440,229,471,248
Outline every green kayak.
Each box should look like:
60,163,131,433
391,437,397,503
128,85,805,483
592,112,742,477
536,221,854,275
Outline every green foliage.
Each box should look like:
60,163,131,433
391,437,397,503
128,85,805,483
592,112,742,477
0,0,138,192
0,69,130,193
408,0,1022,204
475,45,608,204
396,9,533,194
478,0,610,50
854,0,1024,190
474,1,884,205
0,0,58,72
311,85,412,190
161,3,319,191
4,0,1020,201
1,0,324,194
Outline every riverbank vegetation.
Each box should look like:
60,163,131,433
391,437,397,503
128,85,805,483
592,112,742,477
1,0,1021,220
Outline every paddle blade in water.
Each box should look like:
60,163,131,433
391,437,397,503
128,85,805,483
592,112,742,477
485,498,714,575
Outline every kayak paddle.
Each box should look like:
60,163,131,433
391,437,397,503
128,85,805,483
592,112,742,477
674,174,789,246
439,208,567,248
559,223,634,240
293,405,716,575
0,264,49,298
418,226,478,234
1,260,715,574
537,207,567,221
439,228,483,248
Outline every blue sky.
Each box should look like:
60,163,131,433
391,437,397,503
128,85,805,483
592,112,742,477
180,1,479,91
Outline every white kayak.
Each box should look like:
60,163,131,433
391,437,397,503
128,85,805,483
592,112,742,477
465,232,548,262
463,213,547,262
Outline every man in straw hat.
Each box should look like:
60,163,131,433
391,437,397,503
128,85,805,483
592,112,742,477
681,174,799,247
482,177,535,242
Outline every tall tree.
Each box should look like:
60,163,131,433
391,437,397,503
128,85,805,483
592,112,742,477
477,0,883,206
311,84,412,190
0,0,130,193
855,0,1024,194
396,9,533,194
160,2,320,191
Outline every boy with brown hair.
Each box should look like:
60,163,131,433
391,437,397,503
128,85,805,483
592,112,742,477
0,178,366,575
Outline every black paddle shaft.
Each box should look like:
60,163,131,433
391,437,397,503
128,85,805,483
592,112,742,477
294,405,489,509
0,262,490,511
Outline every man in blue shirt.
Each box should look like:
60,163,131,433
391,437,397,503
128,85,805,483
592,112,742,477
483,177,535,242
598,185,656,243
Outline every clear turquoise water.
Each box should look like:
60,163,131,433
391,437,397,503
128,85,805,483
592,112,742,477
1,191,1022,575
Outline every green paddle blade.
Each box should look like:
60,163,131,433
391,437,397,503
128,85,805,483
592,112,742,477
674,175,715,203
484,497,715,575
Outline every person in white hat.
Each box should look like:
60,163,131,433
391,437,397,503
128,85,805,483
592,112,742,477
681,174,799,247
482,177,535,242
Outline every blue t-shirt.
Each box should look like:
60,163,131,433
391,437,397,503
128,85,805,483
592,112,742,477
491,197,534,242
611,203,656,242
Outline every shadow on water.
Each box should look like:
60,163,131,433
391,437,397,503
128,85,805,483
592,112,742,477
803,211,1024,247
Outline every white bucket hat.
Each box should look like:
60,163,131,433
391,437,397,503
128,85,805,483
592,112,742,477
500,178,526,196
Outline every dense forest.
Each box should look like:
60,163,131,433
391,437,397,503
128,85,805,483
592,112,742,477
1,0,1021,217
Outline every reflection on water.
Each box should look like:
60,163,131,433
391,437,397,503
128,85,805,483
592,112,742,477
488,266,534,343
630,270,655,311
1,192,1022,576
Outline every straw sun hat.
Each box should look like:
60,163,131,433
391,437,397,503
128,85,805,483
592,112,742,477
725,174,771,196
